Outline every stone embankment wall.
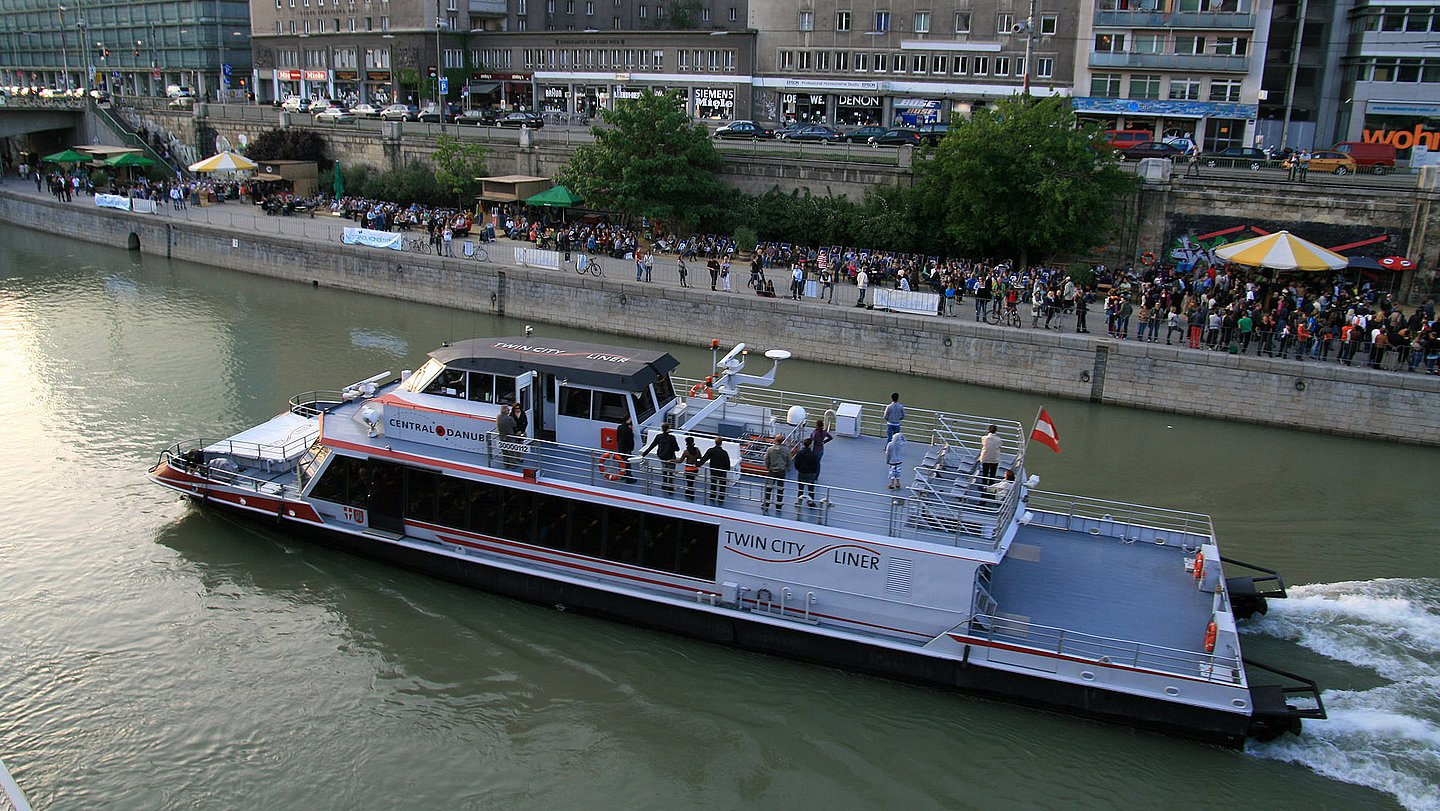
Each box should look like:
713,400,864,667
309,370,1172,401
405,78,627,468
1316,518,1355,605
3,191,1436,446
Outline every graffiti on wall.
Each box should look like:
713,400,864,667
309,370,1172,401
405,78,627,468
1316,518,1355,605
1161,218,1404,271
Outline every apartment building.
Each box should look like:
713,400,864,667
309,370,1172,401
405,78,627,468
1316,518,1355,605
1071,0,1273,151
1334,1,1440,160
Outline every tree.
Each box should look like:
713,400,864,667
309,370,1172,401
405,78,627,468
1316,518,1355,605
913,95,1138,266
244,128,328,164
670,0,703,29
431,135,489,206
557,90,727,231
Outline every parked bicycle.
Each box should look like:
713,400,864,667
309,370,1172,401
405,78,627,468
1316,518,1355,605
463,241,489,262
987,300,1023,327
574,254,604,277
406,237,433,255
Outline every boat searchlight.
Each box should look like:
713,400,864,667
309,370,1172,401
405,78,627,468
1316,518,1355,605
711,342,791,392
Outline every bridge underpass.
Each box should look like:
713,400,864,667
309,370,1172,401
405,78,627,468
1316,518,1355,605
0,104,84,140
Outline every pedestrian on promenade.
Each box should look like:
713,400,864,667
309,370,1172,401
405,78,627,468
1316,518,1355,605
635,248,645,282
1186,145,1201,177
443,226,454,257
720,257,732,292
855,268,869,308
677,257,689,288
883,392,905,440
979,424,1002,484
790,263,805,300
885,432,907,490
699,436,731,505
643,251,654,282
708,258,720,291
820,267,835,303
1074,288,1090,333
1166,307,1183,345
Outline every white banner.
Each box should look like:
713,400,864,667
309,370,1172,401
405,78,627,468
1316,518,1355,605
342,227,404,251
514,246,561,270
874,288,941,316
95,194,131,211
131,198,159,214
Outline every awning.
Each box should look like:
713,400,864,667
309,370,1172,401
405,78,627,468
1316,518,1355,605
469,82,500,94
251,173,284,181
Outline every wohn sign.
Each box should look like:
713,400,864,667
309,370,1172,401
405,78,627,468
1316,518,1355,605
1363,124,1440,151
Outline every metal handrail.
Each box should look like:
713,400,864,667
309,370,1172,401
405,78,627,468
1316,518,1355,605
157,440,305,498
288,390,349,417
966,612,1244,684
1023,489,1215,546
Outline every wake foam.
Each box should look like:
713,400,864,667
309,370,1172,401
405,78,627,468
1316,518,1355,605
1245,579,1440,811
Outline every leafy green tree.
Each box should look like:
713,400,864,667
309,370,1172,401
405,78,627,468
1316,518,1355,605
558,90,727,231
431,135,489,207
914,95,1137,266
244,128,328,164
669,0,703,29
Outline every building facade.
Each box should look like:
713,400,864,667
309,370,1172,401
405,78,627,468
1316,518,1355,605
1333,1,1440,161
1071,0,1273,151
0,0,252,99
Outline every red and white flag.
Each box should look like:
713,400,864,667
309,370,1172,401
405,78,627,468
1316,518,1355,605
1031,408,1061,453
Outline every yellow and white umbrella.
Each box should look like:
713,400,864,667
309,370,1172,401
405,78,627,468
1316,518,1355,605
1213,230,1348,272
188,151,258,173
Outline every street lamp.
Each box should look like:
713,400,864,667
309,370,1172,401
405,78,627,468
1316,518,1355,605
57,5,70,90
76,17,90,93
434,16,446,106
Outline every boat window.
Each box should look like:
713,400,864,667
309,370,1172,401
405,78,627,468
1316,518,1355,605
402,359,444,393
436,475,467,527
463,479,499,537
674,520,718,579
632,389,656,423
569,500,606,558
406,468,440,522
423,367,468,399
559,386,591,418
533,494,570,548
308,453,362,504
595,391,628,423
653,373,676,408
496,376,518,405
604,510,643,566
500,488,534,542
467,372,497,403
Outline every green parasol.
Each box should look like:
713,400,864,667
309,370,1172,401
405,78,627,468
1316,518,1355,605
332,159,345,198
104,153,157,168
42,148,90,164
526,185,582,207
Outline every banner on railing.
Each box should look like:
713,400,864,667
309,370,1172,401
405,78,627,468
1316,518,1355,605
514,246,561,270
95,193,131,211
342,227,404,251
131,198,159,214
874,288,939,316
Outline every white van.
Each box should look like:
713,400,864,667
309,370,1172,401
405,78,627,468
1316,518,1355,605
165,85,194,99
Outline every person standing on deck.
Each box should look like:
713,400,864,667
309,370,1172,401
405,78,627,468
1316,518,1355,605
979,424,1002,484
680,437,703,500
699,436,731,505
883,393,905,440
885,432,907,490
762,435,791,512
639,422,680,495
793,438,820,506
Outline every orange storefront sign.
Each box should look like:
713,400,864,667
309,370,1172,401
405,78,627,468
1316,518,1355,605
1363,125,1440,151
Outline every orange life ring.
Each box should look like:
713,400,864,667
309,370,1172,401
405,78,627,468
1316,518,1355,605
1141,251,1157,266
1192,554,1205,581
688,382,715,399
597,452,624,481
1203,620,1218,653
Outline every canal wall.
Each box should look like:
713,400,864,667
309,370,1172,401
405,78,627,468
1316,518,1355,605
2,189,1437,447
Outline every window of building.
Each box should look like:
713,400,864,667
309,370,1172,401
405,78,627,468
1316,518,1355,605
1129,74,1161,99
1175,35,1205,55
1209,78,1241,102
836,10,851,31
933,54,948,73
834,51,849,70
874,11,890,32
800,11,814,31
638,4,646,18
913,54,927,73
1091,73,1121,97
656,5,664,19
444,49,463,69
729,6,737,21
678,50,688,69
955,12,971,33
380,15,389,30
1213,37,1248,56
997,13,1014,33
873,53,888,72
653,49,664,69
854,52,868,71
701,7,710,21
953,55,968,74
915,11,930,33
1094,33,1126,52
1036,57,1053,78
993,55,1009,76
1168,76,1201,99
972,55,989,75
779,50,794,70
1040,14,1057,35
798,51,812,70
1133,34,1163,54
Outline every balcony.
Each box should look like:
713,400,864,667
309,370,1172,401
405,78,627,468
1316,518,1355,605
469,0,507,16
1089,51,1250,72
1093,10,1256,29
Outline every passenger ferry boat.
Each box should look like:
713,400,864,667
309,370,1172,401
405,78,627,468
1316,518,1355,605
149,335,1325,746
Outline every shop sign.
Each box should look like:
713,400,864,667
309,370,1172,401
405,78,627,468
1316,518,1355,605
1362,124,1440,152
543,87,567,99
303,70,328,82
614,86,643,100
894,98,941,110
837,95,880,108
365,71,391,82
470,72,531,82
782,94,826,106
334,71,359,81
276,70,302,81
695,87,735,105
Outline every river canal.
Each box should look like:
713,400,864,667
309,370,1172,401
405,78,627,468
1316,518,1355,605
0,227,1436,810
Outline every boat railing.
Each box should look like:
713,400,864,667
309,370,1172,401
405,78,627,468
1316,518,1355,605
964,612,1244,684
675,376,1025,456
289,390,349,418
156,438,304,498
1022,490,1216,548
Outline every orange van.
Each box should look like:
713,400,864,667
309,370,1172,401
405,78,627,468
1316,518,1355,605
1104,129,1154,149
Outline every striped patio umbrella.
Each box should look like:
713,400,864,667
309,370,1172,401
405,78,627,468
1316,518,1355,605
1213,230,1348,272
188,151,258,173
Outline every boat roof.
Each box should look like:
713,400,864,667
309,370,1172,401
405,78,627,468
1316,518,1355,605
430,337,680,391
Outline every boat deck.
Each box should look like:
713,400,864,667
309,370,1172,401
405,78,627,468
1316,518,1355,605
993,523,1214,656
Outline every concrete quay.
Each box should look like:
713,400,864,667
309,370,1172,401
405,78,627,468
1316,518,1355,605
2,179,1436,447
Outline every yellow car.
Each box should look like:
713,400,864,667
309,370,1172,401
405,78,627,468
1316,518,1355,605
1305,151,1358,175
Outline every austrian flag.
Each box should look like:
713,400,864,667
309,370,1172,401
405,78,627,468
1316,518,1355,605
1031,408,1061,454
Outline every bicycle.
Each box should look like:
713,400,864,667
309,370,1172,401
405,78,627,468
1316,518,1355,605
463,241,489,263
406,237,433,255
574,254,603,277
987,301,1023,327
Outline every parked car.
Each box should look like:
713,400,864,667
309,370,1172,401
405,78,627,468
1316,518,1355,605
840,125,887,143
497,111,544,128
869,128,921,147
1118,141,1185,161
378,103,419,121
1304,150,1358,175
88,89,111,104
772,122,810,140
315,106,357,123
1104,129,1154,150
453,108,499,126
416,105,444,123
714,120,774,140
348,103,380,119
1331,141,1397,173
280,96,312,113
1202,147,1271,170
167,95,196,109
784,124,844,143
166,84,194,99
916,122,950,146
